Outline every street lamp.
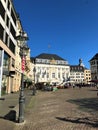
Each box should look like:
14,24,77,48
32,64,36,95
16,31,29,123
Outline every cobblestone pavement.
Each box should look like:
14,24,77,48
13,87,98,130
0,90,32,130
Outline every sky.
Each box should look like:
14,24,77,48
13,0,98,69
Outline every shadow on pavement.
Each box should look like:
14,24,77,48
88,89,98,91
56,116,98,128
0,110,17,123
67,97,98,113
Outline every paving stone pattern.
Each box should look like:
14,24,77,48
14,87,98,130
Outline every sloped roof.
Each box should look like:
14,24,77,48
89,53,98,61
35,53,66,61
70,65,84,71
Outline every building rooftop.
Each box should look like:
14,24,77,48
70,65,84,72
35,53,66,61
89,53,98,61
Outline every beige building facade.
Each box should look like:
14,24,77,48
0,0,32,96
0,0,17,95
84,69,91,84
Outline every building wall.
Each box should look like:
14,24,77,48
0,0,17,95
70,71,84,83
90,59,98,80
70,66,84,84
33,61,70,84
84,69,91,83
0,0,32,94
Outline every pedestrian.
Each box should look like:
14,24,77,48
73,84,75,89
79,84,82,89
73,85,75,89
